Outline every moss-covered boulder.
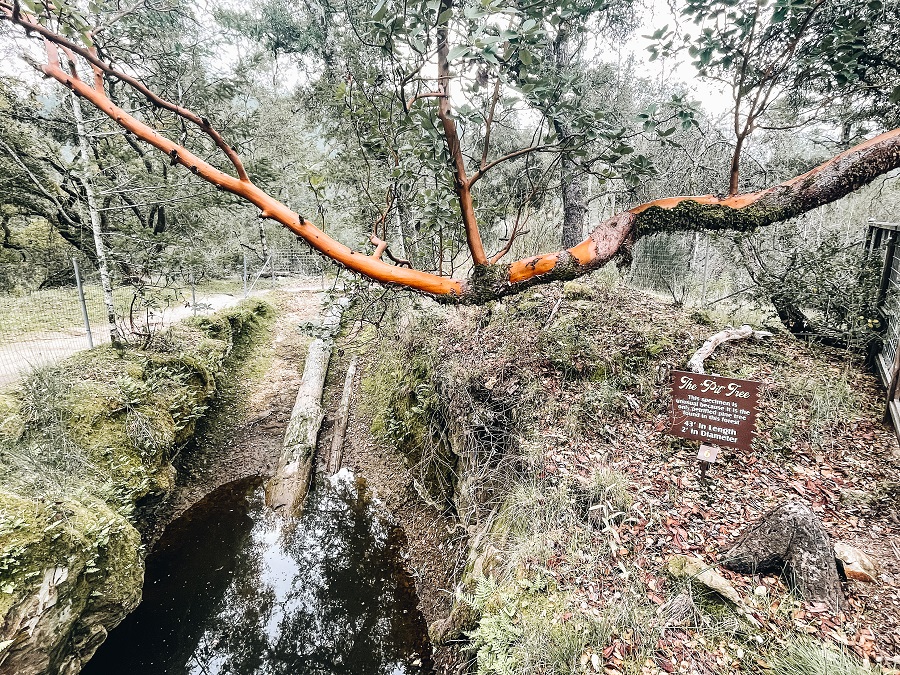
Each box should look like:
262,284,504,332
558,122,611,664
0,299,273,675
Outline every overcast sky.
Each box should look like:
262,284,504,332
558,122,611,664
0,0,733,123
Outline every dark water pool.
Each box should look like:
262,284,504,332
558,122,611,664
83,472,433,675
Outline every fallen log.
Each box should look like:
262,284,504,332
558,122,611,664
721,501,844,611
265,296,350,517
687,324,773,374
326,355,359,475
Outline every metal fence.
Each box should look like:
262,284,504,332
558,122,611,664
865,221,900,383
0,250,331,389
0,276,108,389
626,232,752,307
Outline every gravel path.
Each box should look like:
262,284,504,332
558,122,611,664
0,281,325,390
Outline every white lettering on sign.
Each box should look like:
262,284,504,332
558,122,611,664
670,371,761,450
677,376,751,399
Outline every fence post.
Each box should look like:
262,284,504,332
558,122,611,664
72,257,94,349
270,252,277,285
190,269,197,316
243,253,248,298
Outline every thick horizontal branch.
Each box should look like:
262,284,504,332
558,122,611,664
7,8,900,306
483,127,900,302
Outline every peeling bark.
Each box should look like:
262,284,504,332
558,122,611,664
7,6,900,305
722,501,844,612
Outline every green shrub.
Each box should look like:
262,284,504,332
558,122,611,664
468,577,611,675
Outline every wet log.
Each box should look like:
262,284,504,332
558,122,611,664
687,324,772,374
326,355,358,475
265,296,350,517
721,501,843,611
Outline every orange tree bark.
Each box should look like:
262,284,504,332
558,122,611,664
6,6,900,305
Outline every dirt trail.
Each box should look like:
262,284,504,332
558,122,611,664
143,287,325,542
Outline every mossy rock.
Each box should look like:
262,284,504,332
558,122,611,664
0,488,142,674
0,298,274,675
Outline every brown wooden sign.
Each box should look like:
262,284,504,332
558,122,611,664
670,371,761,450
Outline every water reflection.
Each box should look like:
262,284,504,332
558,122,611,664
84,472,433,675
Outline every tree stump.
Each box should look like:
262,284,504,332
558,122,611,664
721,501,843,611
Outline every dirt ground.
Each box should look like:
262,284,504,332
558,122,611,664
143,286,324,543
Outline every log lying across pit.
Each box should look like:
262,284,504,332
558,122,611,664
687,324,773,374
326,354,359,476
722,501,844,611
265,296,350,517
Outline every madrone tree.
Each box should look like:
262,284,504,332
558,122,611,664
3,0,900,304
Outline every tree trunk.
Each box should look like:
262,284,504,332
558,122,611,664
771,293,813,335
550,30,587,250
722,501,844,611
728,133,746,196
559,138,588,249
71,89,120,346
258,217,271,265
770,294,853,349
265,296,350,517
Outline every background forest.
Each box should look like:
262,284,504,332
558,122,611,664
1,0,899,348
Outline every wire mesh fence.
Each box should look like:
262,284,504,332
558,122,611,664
0,281,108,388
0,250,332,389
626,232,753,307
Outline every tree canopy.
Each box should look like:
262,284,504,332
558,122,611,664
1,0,899,303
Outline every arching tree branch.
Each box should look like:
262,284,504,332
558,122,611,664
4,6,900,305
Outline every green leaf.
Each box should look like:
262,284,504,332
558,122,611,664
447,45,471,60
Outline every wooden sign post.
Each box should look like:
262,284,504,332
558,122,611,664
669,371,761,479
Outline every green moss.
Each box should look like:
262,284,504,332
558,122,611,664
461,263,514,305
562,280,595,301
0,298,275,669
0,489,141,624
635,199,783,236
540,314,602,379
